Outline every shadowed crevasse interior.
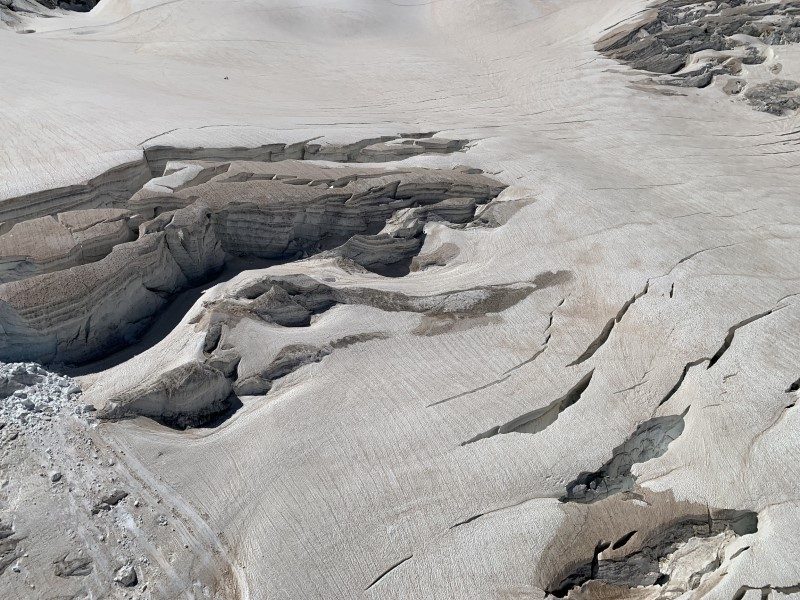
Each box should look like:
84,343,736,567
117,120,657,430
0,134,509,367
94,270,568,428
547,509,759,598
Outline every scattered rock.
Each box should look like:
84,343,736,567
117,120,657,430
723,78,745,95
0,362,83,429
743,79,800,114
92,489,128,513
53,552,93,577
114,564,137,587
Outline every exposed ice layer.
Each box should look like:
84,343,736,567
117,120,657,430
562,408,688,504
596,0,800,113
0,153,505,365
548,510,759,598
